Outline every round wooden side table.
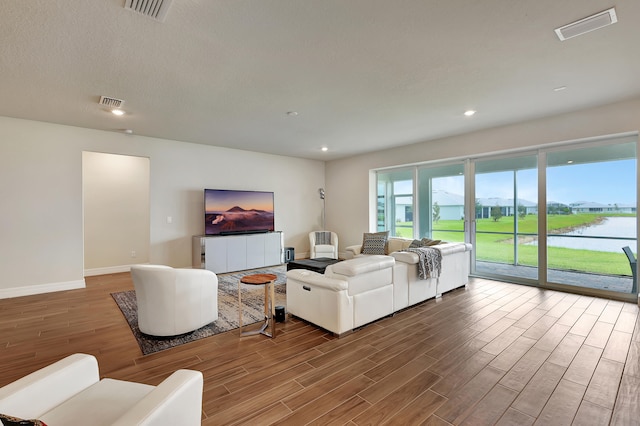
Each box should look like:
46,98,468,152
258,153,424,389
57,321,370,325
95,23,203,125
238,273,277,338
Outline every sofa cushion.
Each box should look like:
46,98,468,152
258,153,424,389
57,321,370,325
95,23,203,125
361,231,389,255
391,242,471,265
40,379,154,426
0,413,47,426
386,237,413,253
327,255,395,277
391,251,419,264
314,244,336,253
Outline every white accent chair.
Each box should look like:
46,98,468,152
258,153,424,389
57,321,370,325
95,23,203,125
130,264,218,337
309,231,339,259
0,353,203,426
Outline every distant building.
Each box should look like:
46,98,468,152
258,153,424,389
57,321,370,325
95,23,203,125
432,190,465,220
392,193,634,222
570,201,636,214
475,197,538,219
394,190,465,222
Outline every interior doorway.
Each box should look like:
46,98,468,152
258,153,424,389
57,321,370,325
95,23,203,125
82,151,150,276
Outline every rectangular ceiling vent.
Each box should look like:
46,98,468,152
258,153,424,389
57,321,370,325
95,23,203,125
99,96,124,108
124,0,174,22
555,7,617,41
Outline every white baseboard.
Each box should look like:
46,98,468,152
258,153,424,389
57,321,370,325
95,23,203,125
84,264,145,276
0,279,86,300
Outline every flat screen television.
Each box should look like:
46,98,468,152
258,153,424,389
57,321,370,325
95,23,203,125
204,189,275,235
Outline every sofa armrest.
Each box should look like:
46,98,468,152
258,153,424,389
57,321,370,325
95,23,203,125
327,255,395,277
286,269,348,291
344,245,362,259
0,353,99,419
390,251,419,264
112,370,203,426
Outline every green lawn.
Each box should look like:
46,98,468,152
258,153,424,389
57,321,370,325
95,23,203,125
393,213,635,276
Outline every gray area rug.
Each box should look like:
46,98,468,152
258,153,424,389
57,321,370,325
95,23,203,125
111,265,287,355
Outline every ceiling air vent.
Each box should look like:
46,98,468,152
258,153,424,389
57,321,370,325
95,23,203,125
555,7,617,41
99,96,124,108
124,0,174,22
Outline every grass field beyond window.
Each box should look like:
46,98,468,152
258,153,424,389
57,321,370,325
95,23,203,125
394,214,635,276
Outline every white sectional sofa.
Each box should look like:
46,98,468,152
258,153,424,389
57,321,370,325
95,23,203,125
345,237,472,303
286,238,472,336
286,255,395,336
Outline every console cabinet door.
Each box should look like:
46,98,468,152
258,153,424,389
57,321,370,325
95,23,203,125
227,236,247,272
246,234,266,269
199,232,282,273
265,232,283,266
204,237,227,273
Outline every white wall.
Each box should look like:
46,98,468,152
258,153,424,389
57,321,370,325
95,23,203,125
326,97,640,256
0,116,324,298
83,152,150,274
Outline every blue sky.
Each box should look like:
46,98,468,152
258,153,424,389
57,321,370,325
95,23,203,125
546,160,635,205
426,159,636,205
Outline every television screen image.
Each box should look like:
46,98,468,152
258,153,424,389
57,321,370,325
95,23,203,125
204,189,275,235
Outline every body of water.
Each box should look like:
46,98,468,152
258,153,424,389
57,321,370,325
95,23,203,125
529,216,637,253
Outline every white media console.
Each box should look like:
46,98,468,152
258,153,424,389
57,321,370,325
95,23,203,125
192,232,283,274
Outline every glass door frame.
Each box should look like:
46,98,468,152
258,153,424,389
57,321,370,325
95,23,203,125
466,151,540,287
465,136,638,303
372,133,638,303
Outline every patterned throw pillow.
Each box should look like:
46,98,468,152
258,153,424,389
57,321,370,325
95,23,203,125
315,231,332,245
420,238,442,246
0,414,47,426
408,239,422,248
362,231,389,255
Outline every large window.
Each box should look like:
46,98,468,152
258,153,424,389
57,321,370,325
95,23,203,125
377,169,413,237
473,154,538,280
417,163,465,242
373,134,638,301
545,140,637,293
377,164,465,240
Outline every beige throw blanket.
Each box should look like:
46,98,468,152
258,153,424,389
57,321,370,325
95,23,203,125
403,247,442,279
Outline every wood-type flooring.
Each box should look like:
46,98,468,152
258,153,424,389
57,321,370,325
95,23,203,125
1,272,639,425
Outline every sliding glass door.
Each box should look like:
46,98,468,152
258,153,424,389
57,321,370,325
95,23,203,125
472,155,538,281
374,135,638,301
545,140,637,294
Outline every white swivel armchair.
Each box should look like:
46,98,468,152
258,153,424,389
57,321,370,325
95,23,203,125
309,231,339,259
130,264,218,337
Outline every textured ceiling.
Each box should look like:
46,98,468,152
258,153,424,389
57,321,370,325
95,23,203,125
1,1,639,161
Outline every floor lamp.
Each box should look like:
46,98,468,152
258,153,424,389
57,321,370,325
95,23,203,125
319,188,325,230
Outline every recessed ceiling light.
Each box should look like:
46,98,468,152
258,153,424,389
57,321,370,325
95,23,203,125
124,129,134,134
553,86,567,92
321,147,328,152
567,160,574,164
111,109,125,116
286,111,298,116
464,110,476,117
